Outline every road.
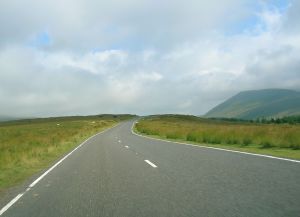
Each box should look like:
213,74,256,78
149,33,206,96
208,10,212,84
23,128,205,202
1,120,300,217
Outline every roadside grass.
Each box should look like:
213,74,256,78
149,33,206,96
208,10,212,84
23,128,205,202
135,115,300,160
0,115,134,192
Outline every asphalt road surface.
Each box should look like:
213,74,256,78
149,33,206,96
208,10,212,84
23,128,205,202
1,120,300,217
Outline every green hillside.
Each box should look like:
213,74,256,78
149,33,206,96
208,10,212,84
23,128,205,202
205,89,300,119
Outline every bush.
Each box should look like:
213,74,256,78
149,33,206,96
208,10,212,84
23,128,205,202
149,130,159,135
186,133,197,142
139,129,147,134
202,135,209,143
225,138,234,144
289,144,300,150
226,137,239,145
210,137,221,144
260,141,273,149
166,133,181,139
242,138,252,146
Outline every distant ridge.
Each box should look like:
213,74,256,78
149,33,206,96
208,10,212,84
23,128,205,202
205,89,300,119
0,116,21,122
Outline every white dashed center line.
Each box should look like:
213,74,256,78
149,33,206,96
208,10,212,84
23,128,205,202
124,145,129,148
144,160,157,168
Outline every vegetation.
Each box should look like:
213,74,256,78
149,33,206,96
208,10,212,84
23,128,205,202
205,89,300,119
0,114,135,191
209,115,300,124
135,115,300,160
255,115,300,124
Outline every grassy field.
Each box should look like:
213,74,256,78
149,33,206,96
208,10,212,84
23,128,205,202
0,114,134,192
135,115,300,160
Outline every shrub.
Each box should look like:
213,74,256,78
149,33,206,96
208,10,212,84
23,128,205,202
225,138,230,144
260,141,273,149
166,133,181,139
202,136,209,143
226,138,239,145
210,137,221,144
289,144,300,150
149,130,159,135
186,133,197,142
139,129,147,134
242,138,252,146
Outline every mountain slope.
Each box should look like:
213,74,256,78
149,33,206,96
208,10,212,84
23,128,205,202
205,89,300,119
0,116,21,122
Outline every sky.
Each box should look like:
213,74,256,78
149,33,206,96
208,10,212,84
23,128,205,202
0,0,299,117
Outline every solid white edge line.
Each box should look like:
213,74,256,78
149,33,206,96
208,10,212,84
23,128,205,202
0,123,121,216
144,160,158,168
131,121,300,164
30,123,120,187
0,194,23,215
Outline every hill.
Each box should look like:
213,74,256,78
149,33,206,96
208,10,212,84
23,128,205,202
205,89,300,119
0,116,21,122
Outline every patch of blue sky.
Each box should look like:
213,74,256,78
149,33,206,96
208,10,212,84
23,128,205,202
226,16,261,36
224,1,261,36
27,31,52,48
269,0,290,12
225,0,290,36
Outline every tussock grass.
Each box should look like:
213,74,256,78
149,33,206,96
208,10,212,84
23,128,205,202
135,115,300,160
0,115,134,191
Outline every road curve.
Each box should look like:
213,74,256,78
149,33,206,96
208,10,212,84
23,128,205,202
1,120,300,217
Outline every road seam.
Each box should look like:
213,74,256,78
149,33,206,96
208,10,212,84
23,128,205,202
0,123,121,216
144,160,158,168
131,121,300,164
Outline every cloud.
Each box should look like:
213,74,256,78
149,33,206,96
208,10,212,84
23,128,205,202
0,0,250,50
283,0,300,33
0,0,299,117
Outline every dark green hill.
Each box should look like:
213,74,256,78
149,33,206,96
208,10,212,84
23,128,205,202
205,89,300,119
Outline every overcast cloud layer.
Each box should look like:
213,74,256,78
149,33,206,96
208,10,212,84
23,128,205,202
0,0,299,117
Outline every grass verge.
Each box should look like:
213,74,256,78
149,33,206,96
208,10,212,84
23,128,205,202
134,115,300,160
0,115,134,192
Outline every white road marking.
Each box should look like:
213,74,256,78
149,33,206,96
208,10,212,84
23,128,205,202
131,121,300,164
125,145,129,148
144,160,158,168
0,123,120,216
118,140,121,143
0,194,23,215
29,146,80,188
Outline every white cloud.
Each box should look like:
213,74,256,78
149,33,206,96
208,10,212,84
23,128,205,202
0,0,299,117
